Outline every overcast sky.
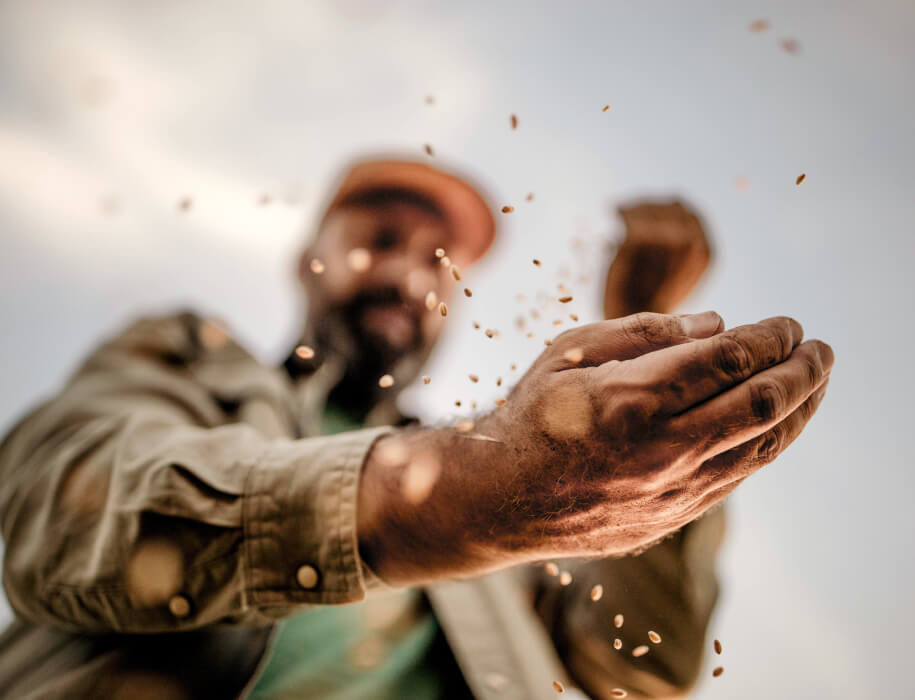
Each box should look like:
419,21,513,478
0,1,913,697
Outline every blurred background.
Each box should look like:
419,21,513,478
0,0,913,697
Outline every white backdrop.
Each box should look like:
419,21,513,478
0,1,913,697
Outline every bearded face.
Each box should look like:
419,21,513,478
299,196,460,386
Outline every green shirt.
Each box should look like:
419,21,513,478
248,406,442,700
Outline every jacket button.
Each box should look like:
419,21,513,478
168,595,191,618
296,565,320,589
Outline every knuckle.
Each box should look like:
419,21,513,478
750,380,787,423
755,428,783,465
622,312,679,349
714,335,753,379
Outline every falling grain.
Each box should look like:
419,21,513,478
502,205,515,214
610,690,627,699
425,291,439,311
309,259,325,274
347,248,372,272
559,571,572,586
468,374,479,383
602,105,611,113
749,19,769,32
553,680,565,693
526,192,534,201
714,639,722,654
545,562,559,576
590,585,603,601
631,645,650,658
544,338,553,346
464,288,472,297
422,376,431,384
495,398,507,407
796,173,806,185
510,114,519,129
613,638,622,650
424,143,434,156
440,255,451,267
378,374,394,388
473,321,481,329
485,328,495,338
295,345,315,360
648,631,662,644
713,667,724,678
435,247,446,258
451,265,462,281
532,259,541,266
439,302,448,317
614,614,624,629
496,376,502,386
569,313,579,322
456,419,475,432
559,296,573,303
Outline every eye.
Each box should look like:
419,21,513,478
372,227,399,251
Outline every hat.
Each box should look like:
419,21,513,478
323,158,496,264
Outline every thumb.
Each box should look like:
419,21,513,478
549,311,724,368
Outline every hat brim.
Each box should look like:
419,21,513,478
325,158,496,264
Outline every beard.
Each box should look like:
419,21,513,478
315,286,425,385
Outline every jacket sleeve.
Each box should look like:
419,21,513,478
533,507,726,700
0,313,391,634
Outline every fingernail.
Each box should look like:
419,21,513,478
681,311,722,338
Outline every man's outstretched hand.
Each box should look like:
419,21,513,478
357,312,833,585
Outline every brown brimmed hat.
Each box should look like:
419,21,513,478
323,158,496,264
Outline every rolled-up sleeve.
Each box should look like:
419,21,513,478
0,313,392,634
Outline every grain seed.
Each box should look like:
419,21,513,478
614,614,624,629
553,680,564,693
590,585,603,601
569,313,579,321
502,205,515,213
347,248,372,272
714,639,722,654
495,398,507,407
435,247,446,258
631,645,649,658
456,419,474,432
544,338,553,346
451,265,462,281
553,320,563,326
295,345,315,360
532,259,541,266
496,376,502,386
469,374,479,383
559,296,573,303
425,291,439,311
648,631,662,644
425,95,435,105
439,302,448,317
526,192,534,201
749,19,769,32
610,690,627,699
559,571,572,586
796,173,806,185
545,562,559,576
378,374,394,388
440,255,451,267
780,38,800,54
485,328,495,338
602,105,611,113
455,400,461,407
510,363,518,371
424,143,434,156
563,347,584,363
473,321,481,329
464,288,472,297
309,259,325,274
510,114,519,129
713,667,724,678
422,376,431,384
613,638,622,650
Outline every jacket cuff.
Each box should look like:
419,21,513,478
242,426,393,614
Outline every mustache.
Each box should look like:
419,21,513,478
344,286,424,319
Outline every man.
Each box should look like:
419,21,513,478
0,157,833,699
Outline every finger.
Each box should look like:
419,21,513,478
549,311,724,369
616,316,804,414
670,339,834,460
694,377,829,490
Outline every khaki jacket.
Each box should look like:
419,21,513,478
0,312,724,699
